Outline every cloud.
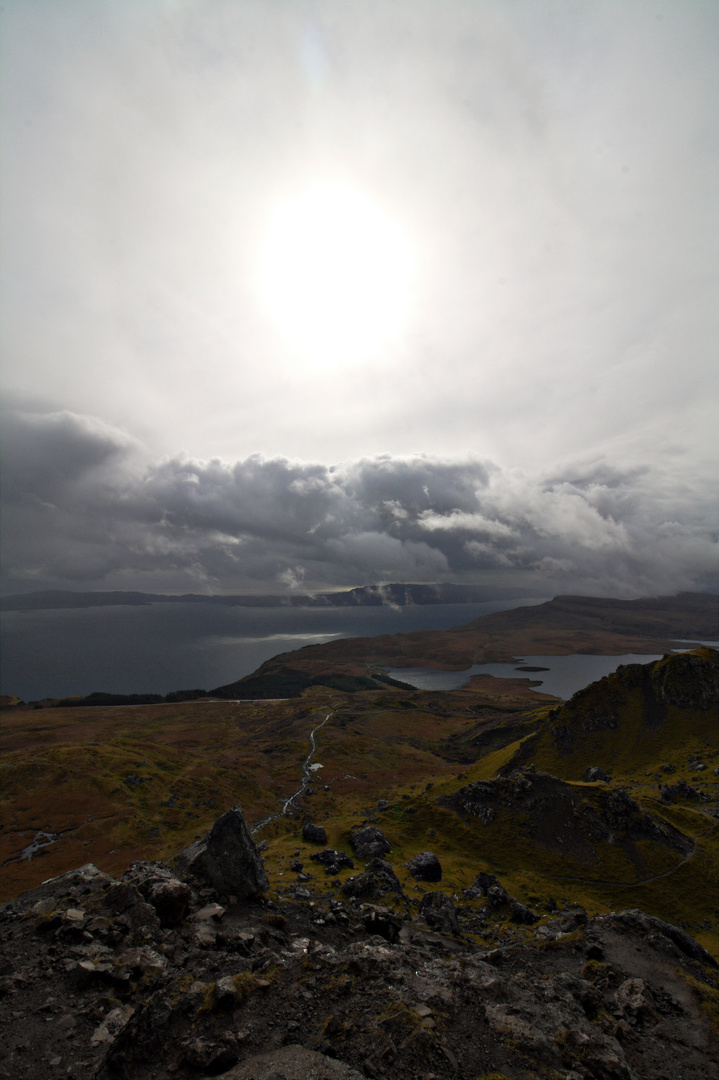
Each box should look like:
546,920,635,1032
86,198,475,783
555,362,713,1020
2,1,715,477
1,405,716,599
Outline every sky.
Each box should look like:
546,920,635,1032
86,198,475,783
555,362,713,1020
1,0,717,600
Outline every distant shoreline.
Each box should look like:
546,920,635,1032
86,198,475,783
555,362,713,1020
0,583,543,612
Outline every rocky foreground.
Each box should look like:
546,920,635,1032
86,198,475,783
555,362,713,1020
1,807,717,1080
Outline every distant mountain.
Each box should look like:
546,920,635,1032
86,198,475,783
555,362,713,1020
212,591,719,699
0,582,542,611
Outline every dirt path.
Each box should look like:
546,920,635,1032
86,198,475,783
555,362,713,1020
251,710,334,835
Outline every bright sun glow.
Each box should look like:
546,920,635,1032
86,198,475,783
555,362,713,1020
259,183,414,369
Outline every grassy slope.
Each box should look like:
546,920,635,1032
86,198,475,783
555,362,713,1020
2,646,718,958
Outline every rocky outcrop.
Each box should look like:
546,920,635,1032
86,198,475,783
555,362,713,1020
652,647,719,709
1,854,717,1080
171,806,269,899
445,768,693,873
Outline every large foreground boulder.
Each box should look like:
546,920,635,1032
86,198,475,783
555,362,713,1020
172,806,268,899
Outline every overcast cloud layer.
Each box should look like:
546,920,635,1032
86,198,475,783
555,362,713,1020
1,1,717,599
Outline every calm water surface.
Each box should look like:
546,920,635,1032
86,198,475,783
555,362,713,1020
0,599,546,700
387,654,668,700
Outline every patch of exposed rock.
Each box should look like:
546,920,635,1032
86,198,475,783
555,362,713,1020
1,808,718,1080
442,768,693,870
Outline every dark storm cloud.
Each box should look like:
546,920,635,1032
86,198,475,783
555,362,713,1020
2,406,716,598
0,407,133,502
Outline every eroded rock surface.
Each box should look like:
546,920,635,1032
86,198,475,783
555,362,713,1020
1,824,717,1080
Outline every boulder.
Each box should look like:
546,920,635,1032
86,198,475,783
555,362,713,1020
509,900,540,925
406,851,442,882
463,872,509,904
349,826,391,860
302,822,327,844
419,892,460,935
584,766,609,782
309,849,354,875
341,858,404,900
122,861,192,926
172,806,269,899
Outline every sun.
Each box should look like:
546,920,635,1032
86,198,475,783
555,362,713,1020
258,183,414,369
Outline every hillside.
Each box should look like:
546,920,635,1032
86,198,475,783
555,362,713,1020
1,646,718,1079
506,646,719,782
0,582,538,611
213,591,719,699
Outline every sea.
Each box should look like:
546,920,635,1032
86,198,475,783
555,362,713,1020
3,599,713,704
0,597,544,701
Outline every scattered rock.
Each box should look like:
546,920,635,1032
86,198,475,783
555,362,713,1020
182,1035,238,1074
584,766,609,782
90,1005,135,1047
309,849,354,875
302,823,328,844
222,1044,365,1079
349,826,391,860
406,852,442,882
122,861,192,927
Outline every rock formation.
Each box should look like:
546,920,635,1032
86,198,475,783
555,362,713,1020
171,806,269,899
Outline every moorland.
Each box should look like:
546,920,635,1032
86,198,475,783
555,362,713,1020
1,592,718,1079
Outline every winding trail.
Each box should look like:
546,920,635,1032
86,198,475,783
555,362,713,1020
251,710,333,836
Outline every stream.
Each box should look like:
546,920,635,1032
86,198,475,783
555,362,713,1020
251,710,333,835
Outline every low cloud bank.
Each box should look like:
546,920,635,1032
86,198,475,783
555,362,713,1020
1,405,717,598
